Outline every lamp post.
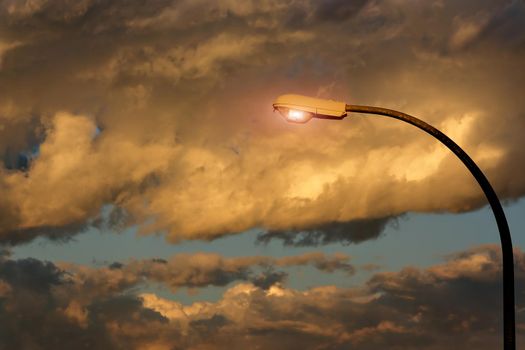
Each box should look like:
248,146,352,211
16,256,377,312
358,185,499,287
273,94,515,350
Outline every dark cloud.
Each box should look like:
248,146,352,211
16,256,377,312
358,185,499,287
150,258,167,264
275,251,356,275
479,0,525,50
0,257,63,292
63,251,354,296
314,0,369,22
0,222,92,246
108,262,123,270
256,216,398,246
189,314,231,335
0,245,522,349
250,269,288,290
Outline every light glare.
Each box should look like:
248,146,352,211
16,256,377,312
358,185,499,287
288,109,307,122
274,106,313,123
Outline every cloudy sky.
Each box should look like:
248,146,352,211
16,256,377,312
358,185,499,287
1,0,524,348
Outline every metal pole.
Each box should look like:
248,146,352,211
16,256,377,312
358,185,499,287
345,104,515,349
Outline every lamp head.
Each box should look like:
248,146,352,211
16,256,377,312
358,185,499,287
273,94,347,123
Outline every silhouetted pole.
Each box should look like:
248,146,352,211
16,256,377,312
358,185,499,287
346,104,515,350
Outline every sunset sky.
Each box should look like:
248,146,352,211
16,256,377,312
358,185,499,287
0,0,524,349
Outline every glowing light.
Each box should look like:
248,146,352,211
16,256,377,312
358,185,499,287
288,109,307,122
274,106,314,123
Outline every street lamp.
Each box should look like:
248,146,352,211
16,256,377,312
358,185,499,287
273,94,516,350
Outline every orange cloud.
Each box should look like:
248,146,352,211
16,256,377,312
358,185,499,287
0,0,524,245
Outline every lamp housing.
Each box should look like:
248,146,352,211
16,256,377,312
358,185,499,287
273,94,347,123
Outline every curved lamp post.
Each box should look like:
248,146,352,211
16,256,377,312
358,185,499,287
273,94,515,350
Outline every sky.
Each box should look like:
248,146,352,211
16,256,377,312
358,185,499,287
0,0,524,349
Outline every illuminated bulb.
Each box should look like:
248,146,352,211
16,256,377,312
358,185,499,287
274,106,314,123
288,109,306,122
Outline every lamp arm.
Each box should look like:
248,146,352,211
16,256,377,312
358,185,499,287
345,104,515,350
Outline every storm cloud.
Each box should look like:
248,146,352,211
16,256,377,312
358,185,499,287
256,216,398,246
0,0,524,246
0,244,523,349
